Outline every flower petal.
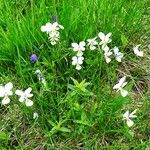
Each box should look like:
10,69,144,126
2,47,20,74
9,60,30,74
33,112,39,119
127,119,134,127
122,82,128,88
19,96,25,102
5,82,13,91
2,97,10,105
113,83,121,90
119,76,126,85
106,32,112,38
71,43,79,50
25,88,32,95
25,99,33,107
120,89,128,97
79,41,86,47
76,64,82,70
77,51,83,57
105,57,111,63
113,47,119,54
78,57,84,64
129,109,138,118
15,90,24,96
0,86,5,97
98,32,105,41
123,111,129,119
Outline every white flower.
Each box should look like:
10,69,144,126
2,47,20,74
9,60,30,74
41,22,64,33
0,82,13,105
113,76,128,97
133,45,144,57
71,41,86,56
15,88,33,107
123,109,137,127
41,22,64,45
48,31,60,45
103,46,112,63
33,112,39,119
98,32,112,49
72,56,84,70
87,37,98,50
113,47,124,62
35,70,46,86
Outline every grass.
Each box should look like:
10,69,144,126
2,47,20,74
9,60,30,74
0,0,150,149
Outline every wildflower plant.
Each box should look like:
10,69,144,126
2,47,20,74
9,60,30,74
98,32,112,49
113,47,124,62
0,1,148,147
35,70,46,86
71,41,86,56
72,56,84,70
68,78,93,96
123,109,137,127
30,54,37,63
103,46,113,63
113,76,128,97
133,45,144,57
87,37,98,50
15,87,34,107
41,22,64,45
0,82,13,105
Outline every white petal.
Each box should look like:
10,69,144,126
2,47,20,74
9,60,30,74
5,82,13,91
71,43,79,50
113,47,119,54
102,45,109,52
19,96,25,102
25,99,33,107
113,83,121,90
133,45,144,57
106,32,112,38
76,65,82,70
59,24,64,30
122,82,128,88
78,57,84,64
2,97,10,105
33,112,39,119
25,88,32,95
51,41,57,45
129,109,138,118
120,89,128,97
90,46,96,50
27,93,33,98
41,25,47,32
127,119,134,127
72,56,77,61
107,51,113,56
134,49,143,57
0,86,5,97
98,32,105,41
123,111,129,119
77,51,83,57
79,41,86,47
119,76,126,85
105,57,111,63
116,57,122,62
15,90,24,96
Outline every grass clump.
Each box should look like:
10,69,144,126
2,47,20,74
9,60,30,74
0,0,149,149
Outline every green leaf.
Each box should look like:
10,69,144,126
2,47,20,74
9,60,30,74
0,131,7,140
68,84,74,90
48,120,56,127
58,127,71,133
121,34,128,47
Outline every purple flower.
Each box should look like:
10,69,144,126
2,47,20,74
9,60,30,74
30,54,37,63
